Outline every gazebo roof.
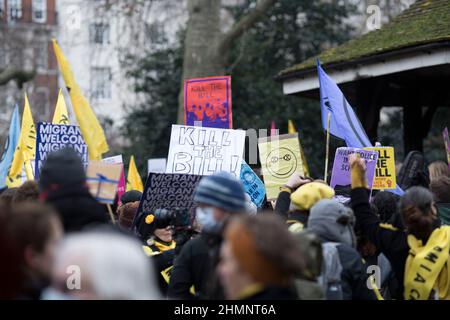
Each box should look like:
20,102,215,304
278,0,450,79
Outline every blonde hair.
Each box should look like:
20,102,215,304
428,161,450,182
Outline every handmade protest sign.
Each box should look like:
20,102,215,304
134,173,204,228
166,125,245,178
258,133,304,201
330,147,378,192
102,155,126,204
184,76,232,129
240,161,265,208
35,122,88,179
148,158,167,174
364,147,396,189
86,161,122,204
443,127,450,168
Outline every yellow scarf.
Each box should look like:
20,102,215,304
404,226,450,300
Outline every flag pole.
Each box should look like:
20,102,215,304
324,113,331,182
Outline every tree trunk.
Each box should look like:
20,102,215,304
177,0,277,124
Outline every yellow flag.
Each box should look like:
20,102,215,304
7,95,36,187
126,155,143,192
52,89,70,125
288,119,310,177
52,39,109,160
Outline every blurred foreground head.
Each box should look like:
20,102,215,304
219,214,304,300
38,148,109,232
44,229,160,300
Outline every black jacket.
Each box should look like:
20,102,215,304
44,185,110,233
351,187,409,299
243,286,298,300
168,232,224,300
144,241,175,297
275,190,308,228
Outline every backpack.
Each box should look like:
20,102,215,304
318,242,344,300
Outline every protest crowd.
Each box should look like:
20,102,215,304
1,41,450,302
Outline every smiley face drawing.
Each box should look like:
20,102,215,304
266,147,298,179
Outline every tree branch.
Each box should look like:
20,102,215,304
217,0,277,55
0,68,35,87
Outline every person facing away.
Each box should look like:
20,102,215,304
218,214,303,300
350,154,450,300
38,148,110,233
168,171,247,300
307,199,377,300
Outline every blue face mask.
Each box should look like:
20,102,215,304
196,207,218,232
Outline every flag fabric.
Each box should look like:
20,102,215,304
0,105,21,189
317,60,404,196
270,121,277,136
288,119,310,177
126,155,143,192
52,39,109,160
7,95,36,187
52,89,70,125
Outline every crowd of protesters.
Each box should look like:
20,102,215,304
1,147,450,300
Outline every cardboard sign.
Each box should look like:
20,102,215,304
134,173,204,227
330,147,378,191
184,76,232,129
102,155,126,203
148,158,167,174
240,161,265,208
35,122,88,179
86,161,122,204
364,147,396,189
258,133,304,201
443,127,450,168
166,125,245,178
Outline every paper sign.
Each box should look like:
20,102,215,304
133,173,204,228
240,161,265,208
86,161,122,204
166,125,245,178
443,127,450,168
35,122,88,179
364,147,396,189
184,76,232,129
258,133,304,201
148,158,167,174
102,155,126,204
330,147,378,191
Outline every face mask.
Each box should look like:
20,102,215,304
196,207,217,231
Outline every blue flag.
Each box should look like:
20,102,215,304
0,105,21,189
317,60,404,196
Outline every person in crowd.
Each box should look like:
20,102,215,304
117,201,140,230
428,160,450,182
6,203,63,300
350,154,450,300
218,214,303,300
115,190,142,220
168,171,246,300
430,176,450,225
371,191,400,223
42,229,161,300
307,199,377,300
38,148,110,232
275,173,335,232
140,209,177,296
12,180,39,204
0,187,17,212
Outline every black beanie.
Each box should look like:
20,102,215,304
121,190,142,205
39,148,86,191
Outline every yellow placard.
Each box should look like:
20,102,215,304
364,147,396,190
258,133,304,200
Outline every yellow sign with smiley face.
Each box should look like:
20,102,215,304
258,133,304,200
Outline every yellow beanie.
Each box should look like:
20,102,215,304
290,182,335,211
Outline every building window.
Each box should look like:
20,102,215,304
91,67,111,100
35,87,50,120
32,0,47,23
89,23,110,45
0,0,5,20
7,0,22,21
35,41,48,70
